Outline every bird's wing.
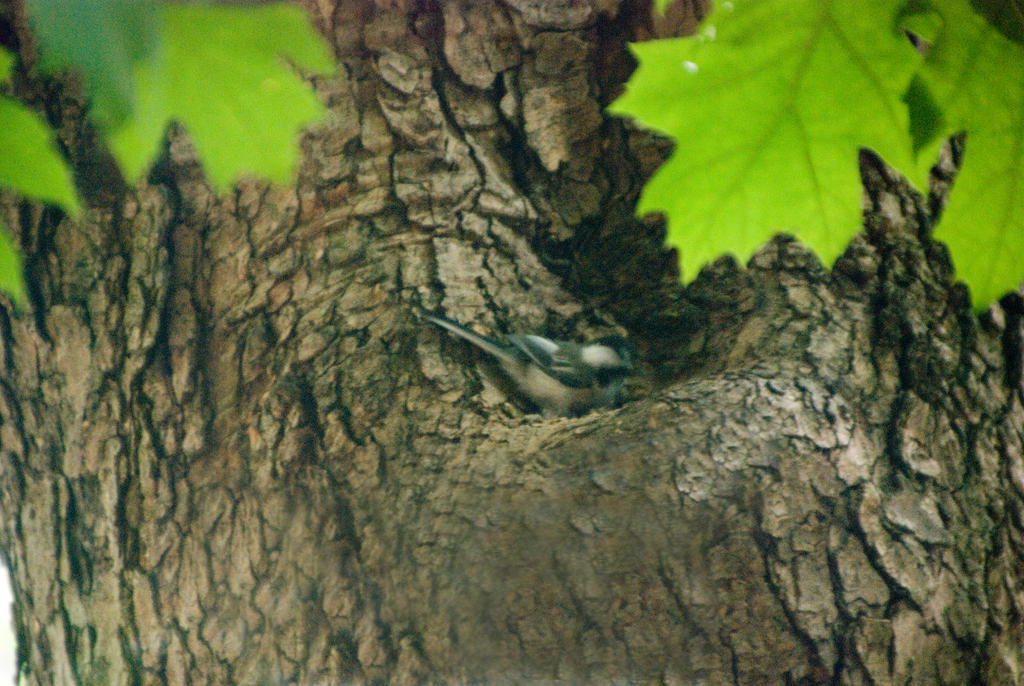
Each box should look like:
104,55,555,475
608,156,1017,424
506,335,593,388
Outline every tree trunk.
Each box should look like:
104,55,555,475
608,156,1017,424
1,1,1022,684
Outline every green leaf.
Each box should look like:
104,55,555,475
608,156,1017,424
0,47,13,83
918,0,1024,307
967,0,1024,45
608,0,922,281
0,96,81,215
897,0,944,45
25,0,160,129
652,0,674,15
0,225,26,305
902,73,945,155
108,3,334,191
0,46,74,303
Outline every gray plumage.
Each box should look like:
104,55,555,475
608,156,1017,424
423,313,634,416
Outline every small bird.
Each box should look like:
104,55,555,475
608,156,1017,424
422,312,635,417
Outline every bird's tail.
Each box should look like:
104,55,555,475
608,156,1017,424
420,312,516,364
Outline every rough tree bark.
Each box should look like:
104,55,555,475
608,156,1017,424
1,1,1022,684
